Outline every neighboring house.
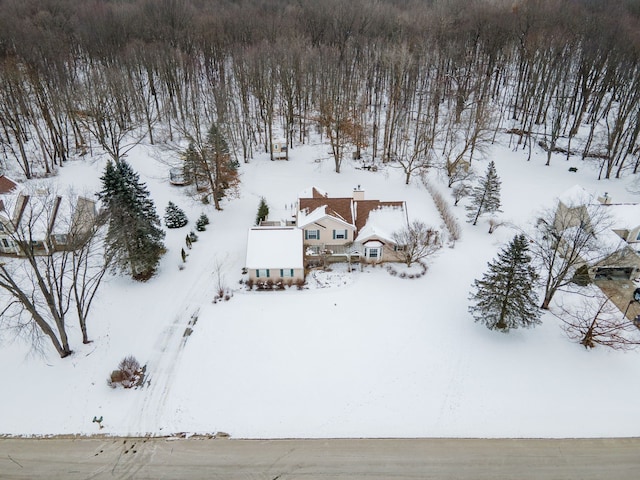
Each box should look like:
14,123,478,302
0,175,18,195
245,227,304,283
0,191,98,257
297,186,408,264
555,185,640,280
272,139,288,160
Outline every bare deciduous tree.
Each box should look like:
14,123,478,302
531,199,613,310
392,220,441,267
554,290,640,350
0,187,108,356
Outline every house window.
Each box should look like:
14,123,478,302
52,234,68,245
636,230,640,241
256,269,270,278
333,229,348,240
367,247,380,259
305,229,320,240
1,238,10,248
394,245,406,252
0,223,4,232
280,269,294,277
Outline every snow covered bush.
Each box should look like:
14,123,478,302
196,213,210,231
164,202,188,228
107,356,145,389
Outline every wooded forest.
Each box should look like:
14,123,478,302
1,0,640,182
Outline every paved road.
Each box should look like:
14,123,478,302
1,437,638,479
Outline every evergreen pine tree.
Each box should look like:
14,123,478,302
466,160,501,225
468,234,541,332
208,123,230,158
183,141,199,187
98,160,165,281
195,213,209,231
256,197,269,225
164,201,188,228
207,123,238,210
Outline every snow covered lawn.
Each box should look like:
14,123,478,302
2,139,640,438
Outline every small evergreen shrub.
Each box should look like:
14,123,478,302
188,231,199,242
164,202,188,228
571,265,592,286
196,213,210,231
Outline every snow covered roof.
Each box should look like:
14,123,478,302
298,186,328,199
559,223,627,264
355,203,408,244
602,203,640,231
298,197,355,227
245,227,303,269
558,185,595,208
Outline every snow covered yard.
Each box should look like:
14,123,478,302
2,139,640,438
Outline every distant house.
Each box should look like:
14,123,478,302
0,190,98,257
0,175,18,195
272,139,288,160
555,185,640,280
245,227,304,283
297,186,409,264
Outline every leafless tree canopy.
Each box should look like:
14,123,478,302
554,291,640,350
531,201,613,310
0,187,109,357
392,220,441,267
0,1,638,180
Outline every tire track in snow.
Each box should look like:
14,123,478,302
132,264,214,435
435,347,468,431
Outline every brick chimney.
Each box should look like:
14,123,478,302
353,185,365,201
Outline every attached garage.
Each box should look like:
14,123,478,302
594,267,635,280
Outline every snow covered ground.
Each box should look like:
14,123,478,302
2,136,640,438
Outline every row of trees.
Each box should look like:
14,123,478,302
1,0,640,184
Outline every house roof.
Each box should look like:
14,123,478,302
558,185,595,208
245,227,303,269
298,186,328,199
298,189,408,240
355,203,408,243
602,203,640,231
0,176,18,195
0,193,97,240
354,200,405,232
298,197,355,227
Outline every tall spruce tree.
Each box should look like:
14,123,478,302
466,160,501,225
256,197,269,225
98,160,165,281
469,234,541,332
207,123,238,211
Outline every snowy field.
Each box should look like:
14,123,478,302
2,135,640,438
